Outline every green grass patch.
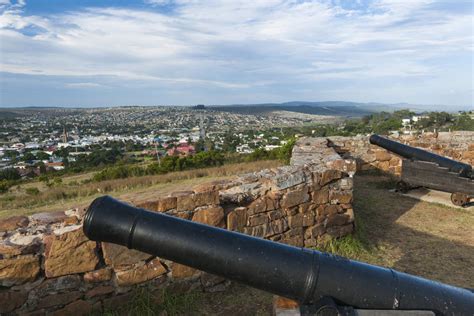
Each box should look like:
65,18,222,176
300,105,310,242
160,289,202,316
101,287,202,316
314,210,376,262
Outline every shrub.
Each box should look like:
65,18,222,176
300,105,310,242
0,180,12,193
25,187,40,195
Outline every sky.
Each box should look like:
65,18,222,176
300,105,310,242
0,0,472,108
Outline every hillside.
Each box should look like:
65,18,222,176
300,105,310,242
211,101,376,117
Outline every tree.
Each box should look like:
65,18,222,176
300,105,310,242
36,151,50,160
0,168,21,181
21,152,36,162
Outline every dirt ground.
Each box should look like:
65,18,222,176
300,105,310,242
186,171,474,315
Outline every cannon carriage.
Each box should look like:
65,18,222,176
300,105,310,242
369,134,474,207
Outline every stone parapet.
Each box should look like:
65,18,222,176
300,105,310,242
0,137,356,314
328,131,474,175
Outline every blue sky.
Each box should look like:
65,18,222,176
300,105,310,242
0,0,472,108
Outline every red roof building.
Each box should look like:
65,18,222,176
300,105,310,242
167,144,195,157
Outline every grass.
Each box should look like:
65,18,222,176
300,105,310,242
160,289,203,316
102,287,202,316
0,160,282,219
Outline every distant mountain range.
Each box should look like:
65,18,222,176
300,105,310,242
209,101,471,117
210,101,396,117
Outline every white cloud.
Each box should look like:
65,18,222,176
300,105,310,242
0,0,472,105
65,82,103,88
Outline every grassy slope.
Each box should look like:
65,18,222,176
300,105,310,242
0,160,282,218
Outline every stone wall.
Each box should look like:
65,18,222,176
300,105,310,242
0,137,355,315
328,131,474,175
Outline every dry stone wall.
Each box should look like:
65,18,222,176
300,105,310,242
0,137,355,315
328,131,474,175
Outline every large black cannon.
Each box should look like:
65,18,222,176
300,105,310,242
83,196,474,315
369,134,474,206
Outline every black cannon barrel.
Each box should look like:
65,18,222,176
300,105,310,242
83,196,474,314
369,134,473,178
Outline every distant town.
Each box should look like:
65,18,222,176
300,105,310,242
0,105,472,188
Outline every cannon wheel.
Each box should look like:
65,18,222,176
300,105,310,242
451,192,470,207
396,181,411,193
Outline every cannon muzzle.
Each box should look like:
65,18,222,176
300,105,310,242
83,196,474,314
369,134,473,178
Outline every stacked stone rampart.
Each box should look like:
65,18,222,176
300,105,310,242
328,131,474,175
0,137,355,315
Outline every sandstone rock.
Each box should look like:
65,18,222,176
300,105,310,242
311,188,329,204
345,208,355,223
326,159,356,174
389,157,400,166
268,209,284,221
0,290,28,313
247,197,268,215
0,243,22,258
309,223,326,237
63,216,79,226
200,273,226,289
50,300,92,316
360,152,376,163
36,275,81,293
281,235,304,247
193,180,235,192
326,223,353,238
102,243,151,268
281,189,309,209
172,191,195,211
319,170,342,186
326,213,350,227
172,263,199,279
377,161,390,172
83,268,113,283
288,214,303,229
248,214,268,226
269,219,288,236
227,207,247,231
44,228,98,278
265,194,279,211
285,227,303,237
297,202,311,213
0,255,40,286
243,225,265,237
193,190,219,207
338,178,353,190
462,151,474,160
30,211,68,225
274,296,299,310
36,291,83,309
302,214,315,227
0,216,29,232
329,191,353,204
115,259,167,286
86,285,115,298
375,151,392,162
316,204,341,217
157,196,177,212
271,170,306,190
192,206,224,227
137,200,159,211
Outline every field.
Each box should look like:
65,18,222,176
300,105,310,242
106,170,474,315
0,160,282,219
